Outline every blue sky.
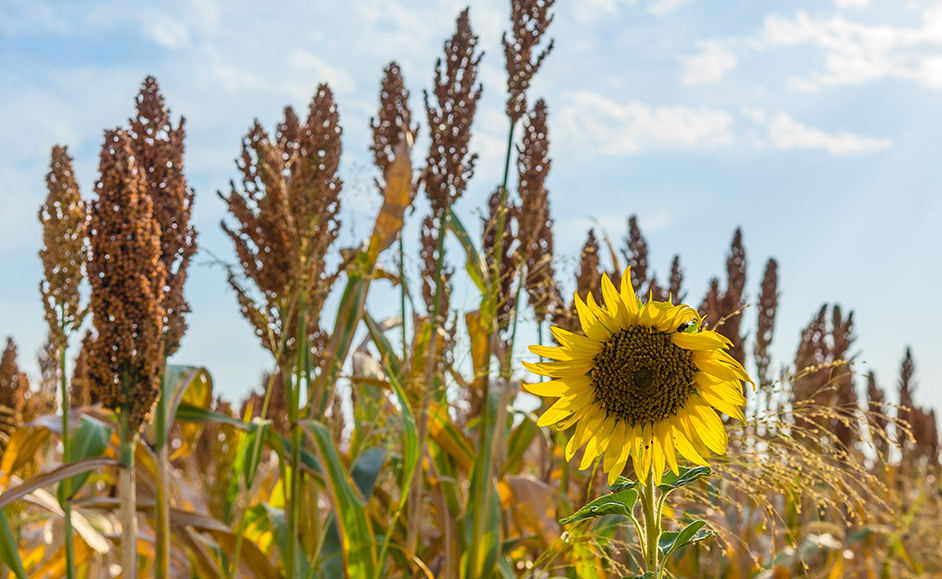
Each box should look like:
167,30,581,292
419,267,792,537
1,0,940,416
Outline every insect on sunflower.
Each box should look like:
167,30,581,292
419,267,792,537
523,267,754,486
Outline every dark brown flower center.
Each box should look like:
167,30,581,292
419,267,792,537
591,325,696,426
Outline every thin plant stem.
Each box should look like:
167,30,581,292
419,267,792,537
119,401,138,579
154,367,170,579
58,343,75,579
400,230,408,361
286,292,308,579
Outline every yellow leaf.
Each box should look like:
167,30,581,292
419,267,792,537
367,138,413,262
0,426,50,488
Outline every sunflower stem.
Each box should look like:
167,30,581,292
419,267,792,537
641,468,660,575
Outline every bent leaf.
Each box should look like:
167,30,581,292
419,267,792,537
657,466,711,493
0,457,119,510
657,520,712,560
0,426,51,487
58,416,110,505
559,488,640,525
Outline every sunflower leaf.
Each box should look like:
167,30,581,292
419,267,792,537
657,465,712,493
559,488,639,525
609,476,639,493
657,520,713,560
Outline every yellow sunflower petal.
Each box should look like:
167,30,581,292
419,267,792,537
670,416,709,467
657,420,679,476
697,384,746,423
574,294,612,343
696,370,747,399
619,267,640,316
603,420,627,475
566,403,603,460
586,292,616,332
549,326,604,353
557,403,590,430
523,376,592,397
521,359,593,379
686,398,728,455
535,406,572,427
601,274,630,329
581,416,616,470
528,344,573,361
676,410,713,459
671,331,733,351
607,425,635,486
651,425,666,485
637,425,654,483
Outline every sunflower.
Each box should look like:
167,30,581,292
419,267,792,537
523,268,754,486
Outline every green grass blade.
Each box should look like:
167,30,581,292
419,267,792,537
0,508,26,579
463,386,502,579
57,416,110,505
302,420,377,579
446,207,487,294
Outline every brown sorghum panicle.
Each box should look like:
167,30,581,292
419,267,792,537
867,371,889,459
423,8,483,222
666,256,685,303
70,330,98,408
129,76,197,357
88,129,166,435
503,0,555,124
420,214,452,319
755,258,778,389
552,229,601,336
514,103,557,325
698,228,746,365
622,215,648,293
371,61,417,181
897,347,916,459
220,86,343,364
831,305,858,449
0,338,28,426
39,145,88,350
482,187,518,334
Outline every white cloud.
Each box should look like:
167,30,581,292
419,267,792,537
558,91,733,154
686,6,942,91
142,11,190,48
763,8,942,90
648,0,695,17
833,0,868,7
679,40,738,85
288,50,356,94
765,111,892,154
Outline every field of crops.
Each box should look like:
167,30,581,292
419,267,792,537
0,1,939,578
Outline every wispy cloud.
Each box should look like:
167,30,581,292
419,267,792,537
558,91,733,154
679,40,738,85
742,107,893,154
682,6,942,91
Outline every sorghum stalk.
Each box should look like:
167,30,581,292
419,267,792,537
286,293,308,579
119,384,138,579
59,344,75,578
